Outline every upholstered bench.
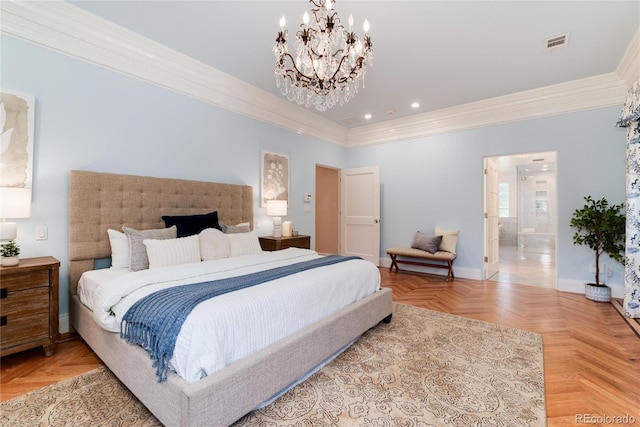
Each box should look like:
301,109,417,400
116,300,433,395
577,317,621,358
386,227,459,280
386,247,456,279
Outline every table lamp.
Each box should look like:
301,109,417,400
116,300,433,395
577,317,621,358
266,199,287,238
0,187,32,242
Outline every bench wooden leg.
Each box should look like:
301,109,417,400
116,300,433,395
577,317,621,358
389,254,399,272
447,261,455,280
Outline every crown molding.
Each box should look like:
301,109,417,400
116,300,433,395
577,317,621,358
616,27,640,88
0,1,635,149
347,73,627,147
0,0,348,146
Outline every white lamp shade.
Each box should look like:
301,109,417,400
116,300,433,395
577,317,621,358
0,187,32,219
266,199,288,217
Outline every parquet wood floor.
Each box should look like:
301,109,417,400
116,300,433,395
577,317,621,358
1,269,639,427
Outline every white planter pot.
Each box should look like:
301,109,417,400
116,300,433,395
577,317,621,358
585,283,611,302
1,256,19,267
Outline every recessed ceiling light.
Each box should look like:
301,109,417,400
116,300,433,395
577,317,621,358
411,102,420,109
364,113,372,120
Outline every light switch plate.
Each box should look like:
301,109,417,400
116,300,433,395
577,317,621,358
36,226,48,240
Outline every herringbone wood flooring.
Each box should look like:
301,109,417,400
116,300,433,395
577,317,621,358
1,269,639,427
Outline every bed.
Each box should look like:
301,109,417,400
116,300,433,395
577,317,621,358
68,170,393,427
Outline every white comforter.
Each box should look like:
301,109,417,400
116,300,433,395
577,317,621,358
78,248,380,383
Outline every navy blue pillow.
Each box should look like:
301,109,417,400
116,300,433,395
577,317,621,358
162,211,222,237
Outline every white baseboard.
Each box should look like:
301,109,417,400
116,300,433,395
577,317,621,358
557,278,624,299
379,256,625,299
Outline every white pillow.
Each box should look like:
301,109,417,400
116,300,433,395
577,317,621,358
434,226,460,254
143,235,201,269
107,229,129,269
228,231,262,257
199,228,230,261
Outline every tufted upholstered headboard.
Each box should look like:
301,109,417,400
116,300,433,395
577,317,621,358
68,170,253,294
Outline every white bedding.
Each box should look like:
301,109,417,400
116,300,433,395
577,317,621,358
78,248,380,383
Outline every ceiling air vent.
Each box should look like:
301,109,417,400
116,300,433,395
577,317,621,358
545,33,569,50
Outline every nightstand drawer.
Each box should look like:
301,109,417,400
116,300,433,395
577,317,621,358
0,270,49,292
1,287,50,349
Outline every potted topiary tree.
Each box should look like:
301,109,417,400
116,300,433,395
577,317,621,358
570,196,625,302
0,240,20,266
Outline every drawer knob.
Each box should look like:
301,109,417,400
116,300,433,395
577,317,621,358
1,316,6,326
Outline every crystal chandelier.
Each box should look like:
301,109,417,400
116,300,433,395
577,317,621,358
273,0,373,112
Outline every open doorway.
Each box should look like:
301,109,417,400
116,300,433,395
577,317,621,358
486,151,557,289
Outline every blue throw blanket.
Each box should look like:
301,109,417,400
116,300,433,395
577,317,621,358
121,254,360,382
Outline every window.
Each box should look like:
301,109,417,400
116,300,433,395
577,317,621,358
499,183,510,217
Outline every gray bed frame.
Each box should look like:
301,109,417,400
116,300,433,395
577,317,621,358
68,170,393,426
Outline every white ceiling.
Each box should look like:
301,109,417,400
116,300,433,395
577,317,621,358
69,1,638,128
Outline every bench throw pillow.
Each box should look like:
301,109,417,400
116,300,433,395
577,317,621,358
434,226,460,254
411,232,442,254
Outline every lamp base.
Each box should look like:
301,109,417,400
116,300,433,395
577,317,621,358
272,216,283,238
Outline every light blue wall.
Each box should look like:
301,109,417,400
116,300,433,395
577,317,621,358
2,33,629,321
345,107,628,290
1,35,346,316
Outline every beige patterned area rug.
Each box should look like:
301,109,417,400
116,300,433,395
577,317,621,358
1,303,546,427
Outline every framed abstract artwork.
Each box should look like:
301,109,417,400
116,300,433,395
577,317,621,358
261,150,289,207
1,90,35,189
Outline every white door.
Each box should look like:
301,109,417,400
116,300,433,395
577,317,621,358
483,158,500,280
484,158,500,279
340,166,380,265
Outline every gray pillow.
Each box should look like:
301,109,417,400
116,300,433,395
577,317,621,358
220,222,251,234
123,225,177,271
411,232,442,254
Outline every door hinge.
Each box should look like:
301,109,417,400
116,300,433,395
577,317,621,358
484,256,489,262
484,168,487,175
484,212,488,219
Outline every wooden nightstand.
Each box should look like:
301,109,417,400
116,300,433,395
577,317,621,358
259,235,311,251
0,256,60,357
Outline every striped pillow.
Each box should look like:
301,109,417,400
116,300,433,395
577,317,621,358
228,231,262,257
143,235,201,269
